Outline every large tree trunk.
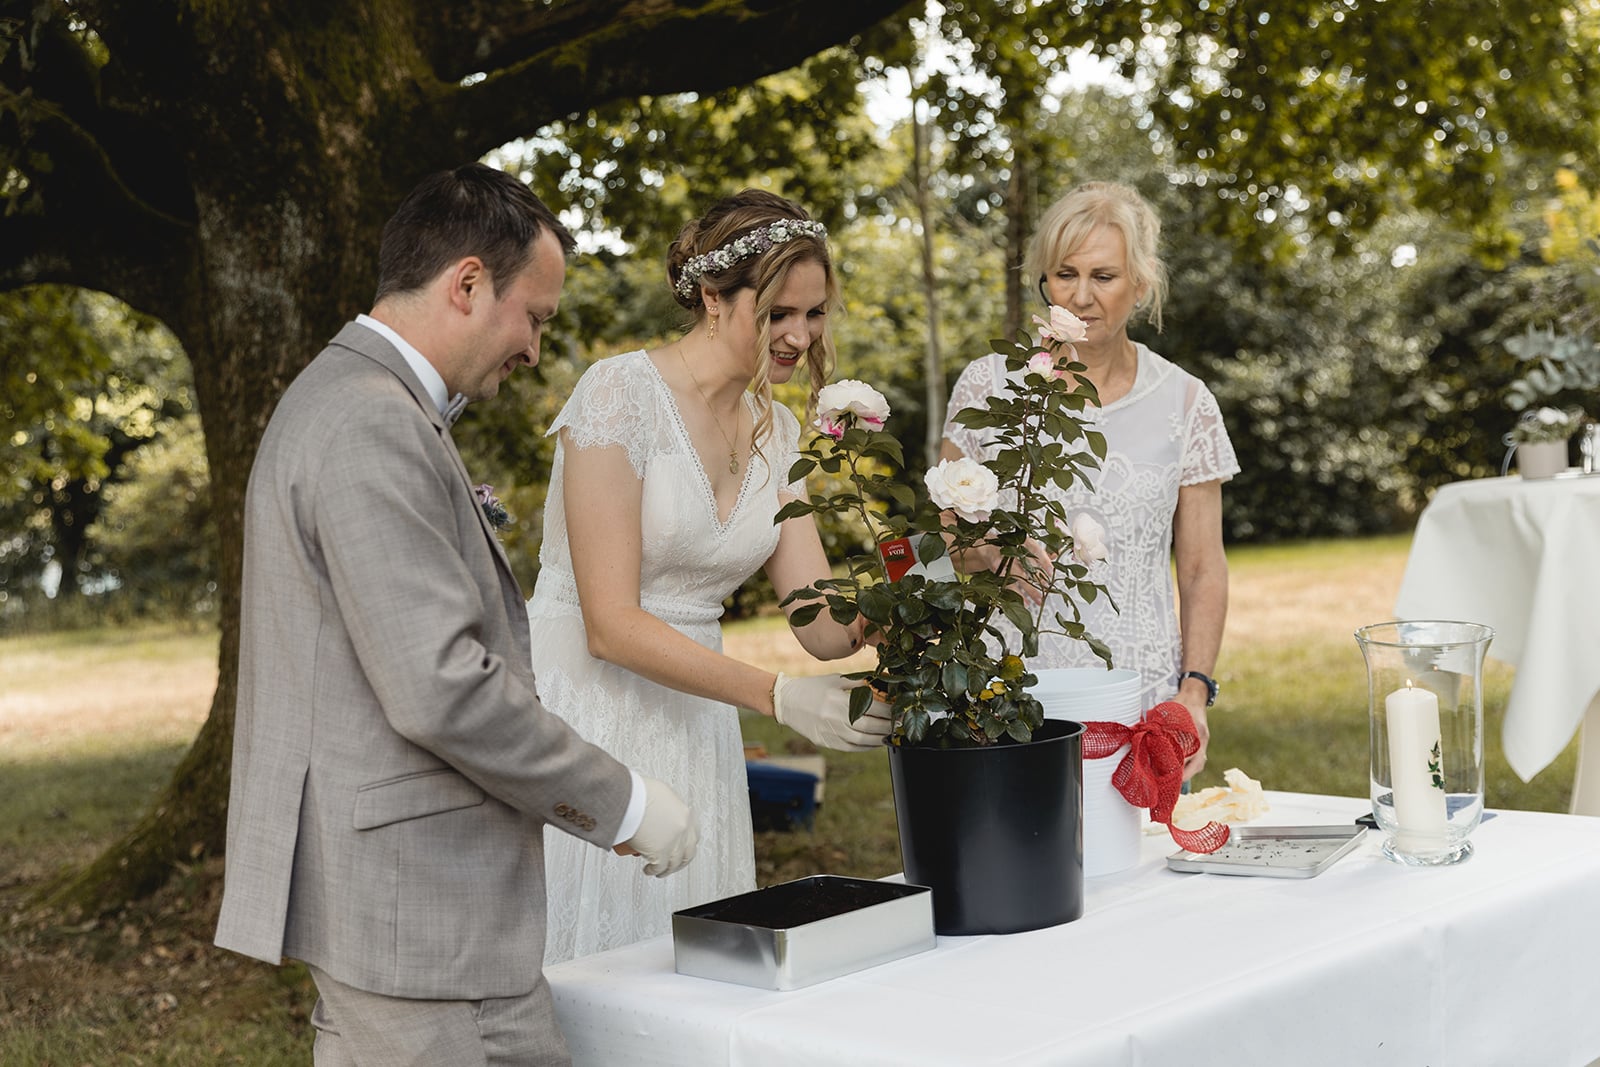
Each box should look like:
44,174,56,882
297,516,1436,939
44,173,374,910
5,0,912,916
1002,143,1031,340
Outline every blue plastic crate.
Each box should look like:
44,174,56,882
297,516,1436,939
745,760,819,832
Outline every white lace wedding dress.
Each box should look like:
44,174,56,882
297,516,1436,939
528,350,802,964
944,343,1240,712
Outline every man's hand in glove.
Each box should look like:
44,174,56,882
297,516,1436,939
620,776,698,877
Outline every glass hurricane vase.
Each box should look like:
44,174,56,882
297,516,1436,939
1355,620,1493,866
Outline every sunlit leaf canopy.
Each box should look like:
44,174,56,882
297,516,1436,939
1144,0,1600,235
873,0,1599,241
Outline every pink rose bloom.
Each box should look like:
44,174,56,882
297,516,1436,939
815,379,890,439
1025,350,1061,380
816,412,847,439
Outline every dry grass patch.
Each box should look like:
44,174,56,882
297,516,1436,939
0,625,217,756
1223,534,1412,649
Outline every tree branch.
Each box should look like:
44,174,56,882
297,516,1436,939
425,0,912,159
1,1,194,310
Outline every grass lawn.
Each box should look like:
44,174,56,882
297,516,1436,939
0,534,1580,1062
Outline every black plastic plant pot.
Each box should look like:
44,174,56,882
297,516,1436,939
888,717,1085,935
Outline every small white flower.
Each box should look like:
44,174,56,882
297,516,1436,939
1068,513,1109,565
925,457,1000,522
1033,305,1089,345
1513,406,1585,444
815,379,890,439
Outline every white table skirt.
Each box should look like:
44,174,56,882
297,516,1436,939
548,792,1600,1066
1394,474,1600,784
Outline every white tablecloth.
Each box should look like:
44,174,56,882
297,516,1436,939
1394,474,1600,789
548,793,1600,1066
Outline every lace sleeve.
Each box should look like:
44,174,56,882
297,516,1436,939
771,402,807,498
547,353,659,479
942,353,1005,461
1180,379,1241,486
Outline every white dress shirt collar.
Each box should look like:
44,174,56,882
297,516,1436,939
356,313,453,416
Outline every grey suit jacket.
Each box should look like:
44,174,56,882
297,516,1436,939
215,322,632,1000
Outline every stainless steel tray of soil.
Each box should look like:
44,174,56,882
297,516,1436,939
672,875,935,989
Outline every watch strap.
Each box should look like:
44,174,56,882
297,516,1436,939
1179,670,1219,706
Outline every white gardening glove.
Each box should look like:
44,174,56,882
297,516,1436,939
623,776,699,878
772,673,893,752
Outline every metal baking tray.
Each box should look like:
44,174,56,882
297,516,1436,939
1166,824,1366,878
673,874,934,990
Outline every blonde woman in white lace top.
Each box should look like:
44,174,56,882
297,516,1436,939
942,182,1239,781
528,191,888,964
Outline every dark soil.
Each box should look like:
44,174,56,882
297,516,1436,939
681,875,924,928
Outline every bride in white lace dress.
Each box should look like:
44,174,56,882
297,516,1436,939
528,191,889,964
942,182,1238,781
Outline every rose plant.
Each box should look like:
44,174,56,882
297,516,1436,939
779,309,1114,748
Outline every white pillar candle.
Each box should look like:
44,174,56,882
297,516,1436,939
1387,681,1449,848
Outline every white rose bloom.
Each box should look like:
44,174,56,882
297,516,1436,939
815,379,890,431
1069,513,1109,565
925,457,1000,522
1033,305,1089,345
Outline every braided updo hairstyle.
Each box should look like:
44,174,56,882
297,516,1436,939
667,190,839,453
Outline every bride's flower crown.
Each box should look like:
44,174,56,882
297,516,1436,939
674,218,828,301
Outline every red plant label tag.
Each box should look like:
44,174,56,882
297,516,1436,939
879,536,956,582
880,537,917,581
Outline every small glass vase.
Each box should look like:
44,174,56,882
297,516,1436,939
1355,620,1494,866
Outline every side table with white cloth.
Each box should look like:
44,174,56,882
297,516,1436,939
1394,474,1600,814
547,792,1600,1067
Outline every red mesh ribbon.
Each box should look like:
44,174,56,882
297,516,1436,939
1082,701,1231,854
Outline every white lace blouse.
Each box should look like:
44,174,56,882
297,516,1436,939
943,343,1240,710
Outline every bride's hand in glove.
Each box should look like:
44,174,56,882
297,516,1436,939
772,673,892,752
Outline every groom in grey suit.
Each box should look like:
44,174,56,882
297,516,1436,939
215,163,697,1065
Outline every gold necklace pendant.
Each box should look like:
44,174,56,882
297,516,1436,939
677,342,743,475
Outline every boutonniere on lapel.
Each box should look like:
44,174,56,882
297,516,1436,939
474,484,512,531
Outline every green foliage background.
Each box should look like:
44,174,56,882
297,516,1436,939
6,7,1600,625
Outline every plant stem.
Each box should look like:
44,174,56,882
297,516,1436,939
842,447,894,586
